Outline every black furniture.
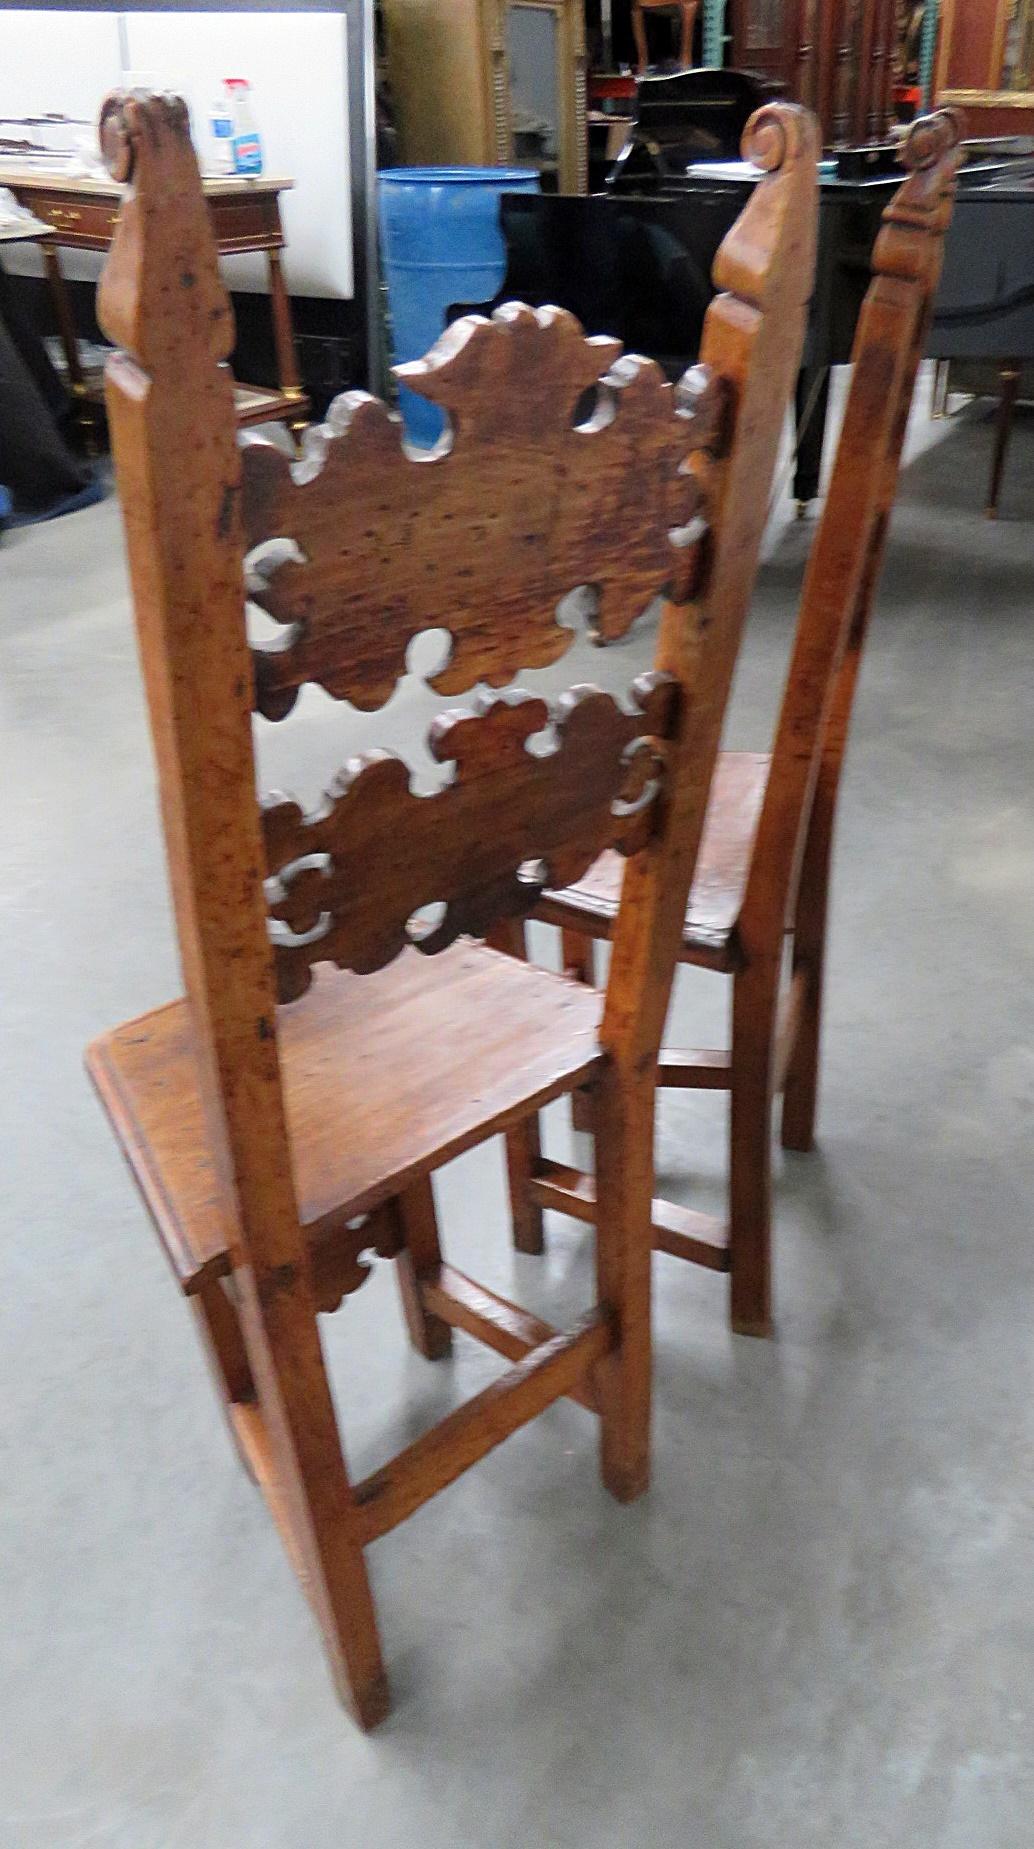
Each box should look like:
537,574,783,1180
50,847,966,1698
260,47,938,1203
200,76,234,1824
928,168,1034,516
462,74,1034,509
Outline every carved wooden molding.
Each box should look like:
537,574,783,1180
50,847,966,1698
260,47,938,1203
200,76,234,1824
241,306,727,719
308,1204,404,1315
873,107,965,285
263,676,678,1000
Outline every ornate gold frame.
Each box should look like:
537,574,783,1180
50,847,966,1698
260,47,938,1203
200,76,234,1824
938,0,1034,106
487,0,587,194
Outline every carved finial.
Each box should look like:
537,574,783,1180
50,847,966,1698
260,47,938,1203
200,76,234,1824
901,106,963,174
874,107,964,285
742,102,794,175
96,90,234,373
714,102,819,311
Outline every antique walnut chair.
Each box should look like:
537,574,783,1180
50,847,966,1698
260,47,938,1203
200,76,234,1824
504,110,963,1340
85,93,815,1728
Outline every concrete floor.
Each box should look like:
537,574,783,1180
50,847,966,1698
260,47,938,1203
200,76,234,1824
1,379,1033,1848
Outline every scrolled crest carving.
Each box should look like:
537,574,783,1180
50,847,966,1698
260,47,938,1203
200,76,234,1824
242,304,727,719
97,90,234,372
262,675,679,1001
874,108,964,284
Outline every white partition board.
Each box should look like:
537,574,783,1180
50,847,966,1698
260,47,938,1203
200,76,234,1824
0,9,121,124
124,11,352,296
0,8,353,298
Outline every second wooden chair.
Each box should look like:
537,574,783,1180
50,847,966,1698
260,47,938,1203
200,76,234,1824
505,108,964,1339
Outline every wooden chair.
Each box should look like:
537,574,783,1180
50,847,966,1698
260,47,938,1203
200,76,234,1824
85,92,816,1728
506,109,963,1339
633,0,699,74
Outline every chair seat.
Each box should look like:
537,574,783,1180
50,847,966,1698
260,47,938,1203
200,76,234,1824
538,751,769,969
87,943,605,1296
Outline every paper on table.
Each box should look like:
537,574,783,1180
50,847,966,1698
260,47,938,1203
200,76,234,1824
685,160,764,180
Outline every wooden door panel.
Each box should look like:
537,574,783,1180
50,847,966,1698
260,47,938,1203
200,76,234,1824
732,0,804,90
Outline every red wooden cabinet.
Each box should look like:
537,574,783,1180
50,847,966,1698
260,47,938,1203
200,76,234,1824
937,0,1034,137
730,0,899,144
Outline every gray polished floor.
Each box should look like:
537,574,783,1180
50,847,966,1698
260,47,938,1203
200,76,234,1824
2,381,1033,1848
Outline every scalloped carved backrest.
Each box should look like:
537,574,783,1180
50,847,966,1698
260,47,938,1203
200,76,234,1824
249,307,733,999
262,675,678,1000
241,309,713,720
95,90,816,1282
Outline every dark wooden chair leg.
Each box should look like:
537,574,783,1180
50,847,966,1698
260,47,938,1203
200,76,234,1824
593,1067,653,1502
987,361,1021,519
793,364,832,515
781,816,834,1154
191,1276,258,1479
226,1272,390,1729
194,1276,389,1726
490,917,547,1254
728,962,779,1338
506,1113,546,1255
679,0,699,67
931,358,949,419
562,929,598,1132
289,1477,389,1732
632,0,649,71
394,1176,453,1359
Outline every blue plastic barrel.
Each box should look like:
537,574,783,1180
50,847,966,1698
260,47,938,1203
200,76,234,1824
378,166,540,447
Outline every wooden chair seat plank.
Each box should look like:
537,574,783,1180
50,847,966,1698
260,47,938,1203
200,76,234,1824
87,943,604,1295
538,750,769,968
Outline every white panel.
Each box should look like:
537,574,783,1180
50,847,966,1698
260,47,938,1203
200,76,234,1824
0,9,122,283
0,9,121,122
123,11,353,298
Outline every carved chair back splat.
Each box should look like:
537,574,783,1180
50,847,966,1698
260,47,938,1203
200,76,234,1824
85,90,817,1728
512,109,964,1340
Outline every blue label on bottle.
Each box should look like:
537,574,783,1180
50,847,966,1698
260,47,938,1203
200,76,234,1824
232,134,263,175
211,116,232,138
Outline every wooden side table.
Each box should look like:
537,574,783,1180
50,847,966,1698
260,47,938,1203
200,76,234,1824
0,212,83,392
0,165,309,441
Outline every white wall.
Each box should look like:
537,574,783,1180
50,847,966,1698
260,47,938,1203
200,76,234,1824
1,7,353,297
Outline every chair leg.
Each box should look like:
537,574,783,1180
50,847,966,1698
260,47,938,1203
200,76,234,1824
190,1276,258,1480
987,362,1021,519
780,941,824,1157
492,917,547,1253
562,929,597,1133
781,906,828,1159
232,1277,390,1729
288,1475,388,1731
931,358,949,420
679,0,698,67
505,1110,546,1255
307,1515,388,1731
782,786,835,1153
394,1176,453,1360
593,1067,654,1502
728,964,779,1339
632,0,648,72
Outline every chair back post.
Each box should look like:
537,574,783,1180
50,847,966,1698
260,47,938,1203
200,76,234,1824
96,92,387,1726
737,108,964,962
601,102,819,1070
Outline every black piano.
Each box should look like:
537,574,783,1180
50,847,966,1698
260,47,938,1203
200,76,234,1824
463,71,1034,509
